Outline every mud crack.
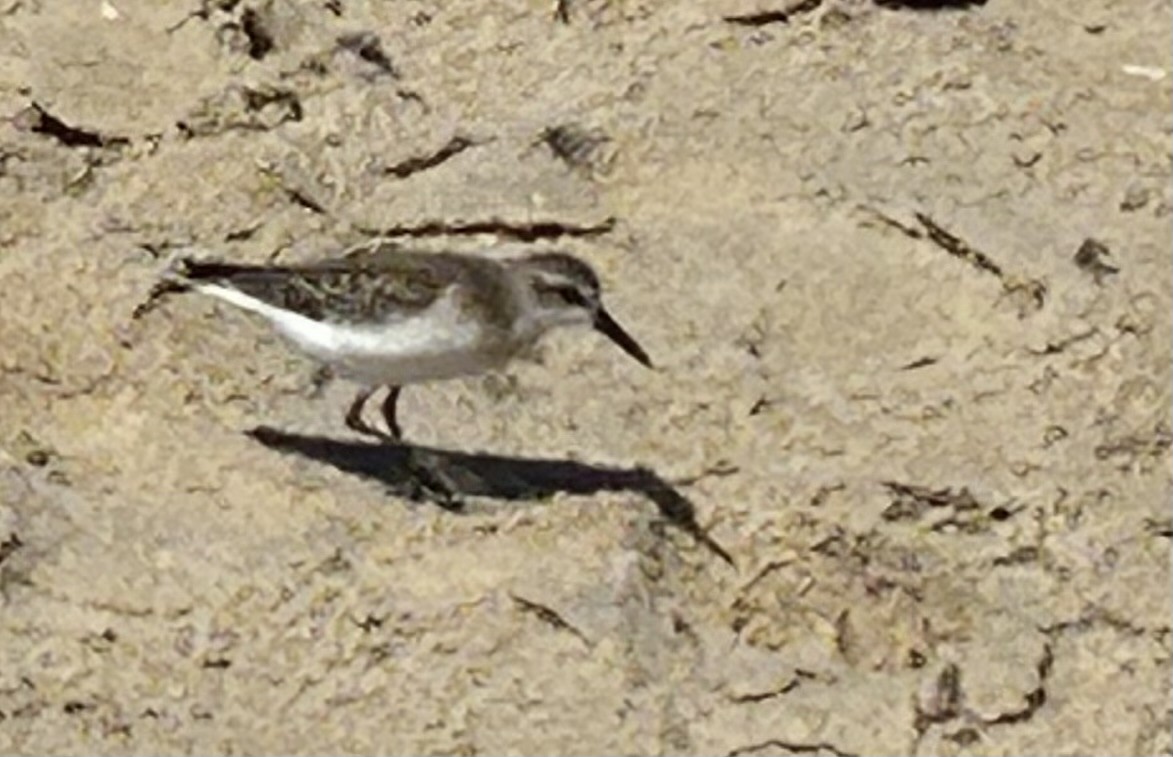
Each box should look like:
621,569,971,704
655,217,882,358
384,135,479,178
510,593,591,647
914,212,1003,277
13,103,129,149
729,669,819,703
178,84,303,137
725,0,822,26
914,213,1046,314
727,739,857,757
899,356,939,370
983,644,1052,726
355,217,616,241
336,32,398,77
876,0,988,9
914,663,962,733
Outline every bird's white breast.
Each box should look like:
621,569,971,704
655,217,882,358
197,284,502,384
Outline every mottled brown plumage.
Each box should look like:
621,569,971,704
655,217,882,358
178,245,517,326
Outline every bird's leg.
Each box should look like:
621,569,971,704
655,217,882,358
381,386,403,441
344,387,383,438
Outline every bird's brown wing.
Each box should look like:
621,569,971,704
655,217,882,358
179,248,462,324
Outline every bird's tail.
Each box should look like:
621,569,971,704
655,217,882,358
132,254,278,320
131,255,205,320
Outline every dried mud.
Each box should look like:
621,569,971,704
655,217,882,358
1,0,1170,754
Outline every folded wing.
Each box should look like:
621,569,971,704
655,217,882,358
178,251,451,324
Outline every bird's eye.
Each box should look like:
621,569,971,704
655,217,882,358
559,286,590,308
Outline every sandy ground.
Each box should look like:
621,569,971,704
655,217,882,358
1,0,1170,754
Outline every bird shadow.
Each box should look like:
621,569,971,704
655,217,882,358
246,426,734,567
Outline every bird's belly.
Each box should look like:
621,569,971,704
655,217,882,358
337,344,505,384
272,311,507,385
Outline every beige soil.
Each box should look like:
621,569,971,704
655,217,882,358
1,0,1170,754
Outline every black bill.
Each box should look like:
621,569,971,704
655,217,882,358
594,307,653,368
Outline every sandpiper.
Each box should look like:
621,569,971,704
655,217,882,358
137,242,653,440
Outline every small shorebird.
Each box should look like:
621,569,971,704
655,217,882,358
138,243,652,440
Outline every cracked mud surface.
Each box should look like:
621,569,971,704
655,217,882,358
1,0,1170,753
